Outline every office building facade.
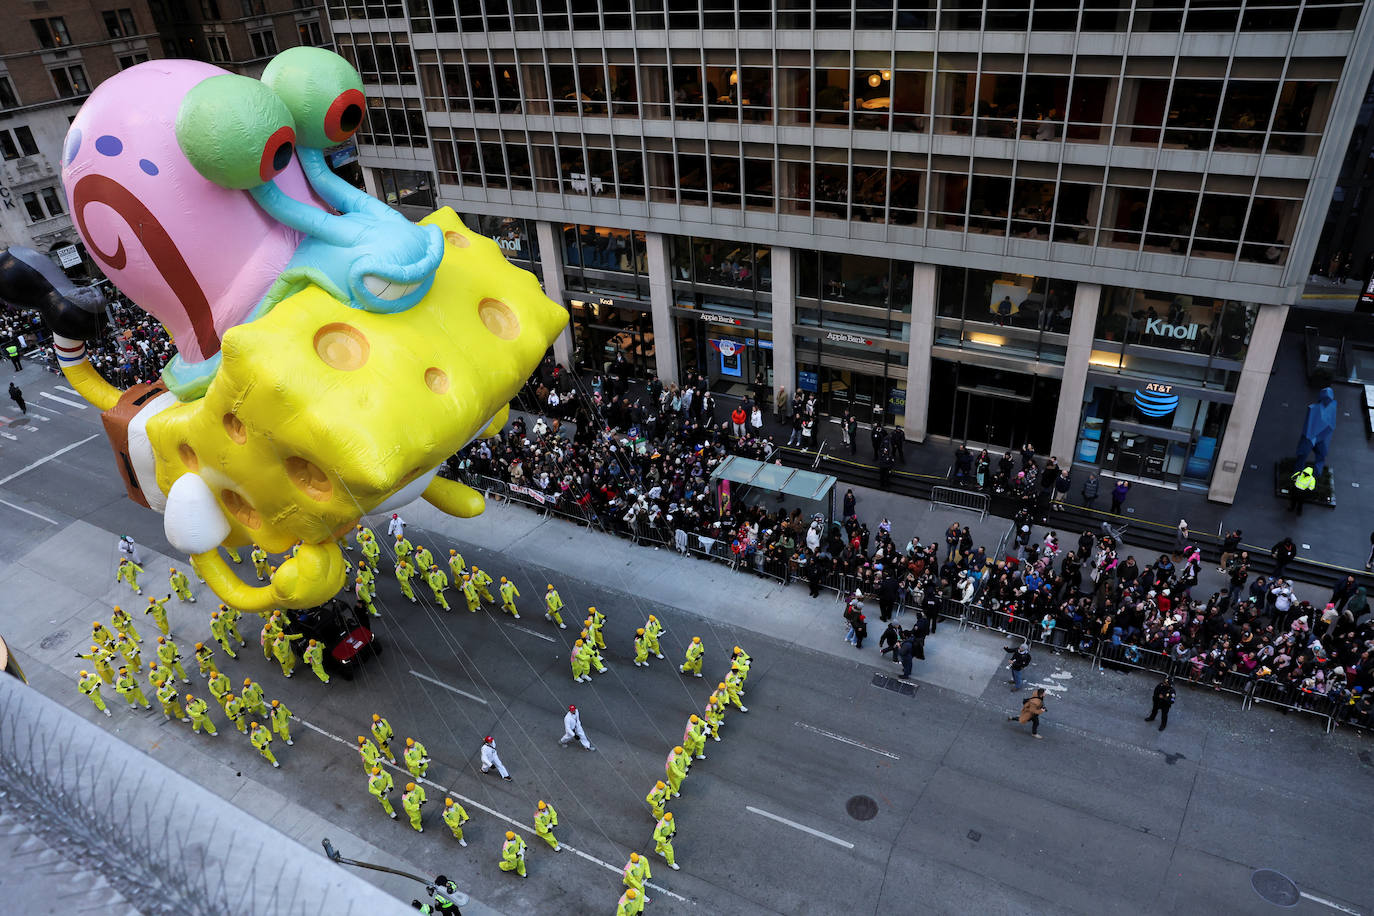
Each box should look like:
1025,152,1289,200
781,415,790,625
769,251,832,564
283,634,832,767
333,1,1374,503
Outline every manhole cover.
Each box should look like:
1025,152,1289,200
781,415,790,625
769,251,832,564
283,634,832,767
39,630,70,651
1250,869,1299,907
967,830,981,842
845,795,878,821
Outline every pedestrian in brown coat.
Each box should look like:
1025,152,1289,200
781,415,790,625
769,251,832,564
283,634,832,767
1008,688,1047,738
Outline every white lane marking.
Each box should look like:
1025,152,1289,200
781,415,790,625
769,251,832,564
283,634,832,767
0,431,15,440
0,498,58,524
1300,892,1360,915
0,434,99,486
292,715,691,903
510,624,557,642
745,806,854,849
33,404,62,416
794,722,900,760
39,392,88,409
410,669,489,705
56,385,82,397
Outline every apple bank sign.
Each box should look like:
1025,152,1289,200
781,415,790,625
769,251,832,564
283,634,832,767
1145,318,1199,341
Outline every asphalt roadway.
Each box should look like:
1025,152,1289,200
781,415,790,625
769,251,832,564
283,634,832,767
2,365,1373,916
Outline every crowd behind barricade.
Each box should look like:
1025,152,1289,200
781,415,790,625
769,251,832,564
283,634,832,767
2,293,173,387
455,358,1374,734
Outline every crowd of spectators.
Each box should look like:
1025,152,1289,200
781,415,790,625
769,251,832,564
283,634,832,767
978,514,1374,727
462,359,1374,731
2,291,173,388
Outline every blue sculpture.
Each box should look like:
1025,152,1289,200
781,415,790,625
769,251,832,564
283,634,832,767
1294,386,1337,473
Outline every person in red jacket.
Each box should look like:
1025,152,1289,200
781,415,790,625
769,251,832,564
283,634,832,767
730,404,747,438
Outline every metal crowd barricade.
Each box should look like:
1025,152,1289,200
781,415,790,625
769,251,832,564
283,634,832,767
929,485,990,521
1095,641,1175,678
1243,679,1335,733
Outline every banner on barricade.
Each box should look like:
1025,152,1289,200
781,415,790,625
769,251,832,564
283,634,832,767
509,483,549,504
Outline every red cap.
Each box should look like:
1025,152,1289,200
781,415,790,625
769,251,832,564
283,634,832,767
568,705,576,712
484,735,493,744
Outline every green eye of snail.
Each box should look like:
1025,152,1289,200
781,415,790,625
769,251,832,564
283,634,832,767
260,47,366,149
175,74,297,189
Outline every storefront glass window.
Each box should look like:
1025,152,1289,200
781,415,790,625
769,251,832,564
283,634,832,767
375,167,435,210
926,359,1062,450
1075,382,1232,489
571,300,654,378
795,250,915,311
670,235,773,294
562,224,650,298
937,265,1075,331
469,214,539,268
1094,287,1257,362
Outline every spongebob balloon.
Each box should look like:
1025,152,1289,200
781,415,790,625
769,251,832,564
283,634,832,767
45,47,567,612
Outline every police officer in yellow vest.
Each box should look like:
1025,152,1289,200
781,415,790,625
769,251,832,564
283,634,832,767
1289,464,1315,515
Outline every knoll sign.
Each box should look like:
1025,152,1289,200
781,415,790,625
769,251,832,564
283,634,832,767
1144,318,1199,341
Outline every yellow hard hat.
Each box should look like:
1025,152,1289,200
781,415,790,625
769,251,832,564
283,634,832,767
501,577,508,583
626,889,638,899
185,694,194,701
630,852,639,862
210,612,219,619
195,642,204,649
92,621,101,629
250,722,259,729
718,682,728,689
169,567,176,573
372,713,380,722
271,700,280,707
449,549,456,555
371,767,381,775
158,636,166,643
538,800,546,810
406,737,414,747
505,831,515,840
664,812,673,821
575,639,584,646
588,606,597,613
691,636,701,643
79,670,89,677
637,628,645,635
445,797,455,807
547,584,554,589
219,604,228,611
690,714,699,723
673,745,684,754
358,736,367,744
734,645,743,654
406,782,415,791
649,614,657,621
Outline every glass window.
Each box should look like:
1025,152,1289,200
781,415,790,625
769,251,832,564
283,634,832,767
938,266,1076,333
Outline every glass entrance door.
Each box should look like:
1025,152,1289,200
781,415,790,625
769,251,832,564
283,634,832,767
1105,430,1170,482
956,387,1032,450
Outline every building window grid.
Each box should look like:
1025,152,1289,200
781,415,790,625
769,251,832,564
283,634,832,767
383,10,1341,269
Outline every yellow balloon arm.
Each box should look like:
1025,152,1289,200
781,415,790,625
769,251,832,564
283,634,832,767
61,361,121,411
480,404,510,439
423,476,486,519
191,543,346,612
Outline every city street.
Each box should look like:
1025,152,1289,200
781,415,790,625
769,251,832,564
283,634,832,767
2,366,1372,916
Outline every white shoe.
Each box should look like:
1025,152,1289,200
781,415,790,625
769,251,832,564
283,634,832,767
180,717,189,722
672,792,680,798
669,863,680,870
559,623,567,629
272,761,280,768
190,598,196,603
739,706,748,712
695,754,705,759
286,739,294,745
694,673,703,678
390,812,397,819
103,709,112,717
712,735,720,742
459,839,467,847
655,654,664,659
